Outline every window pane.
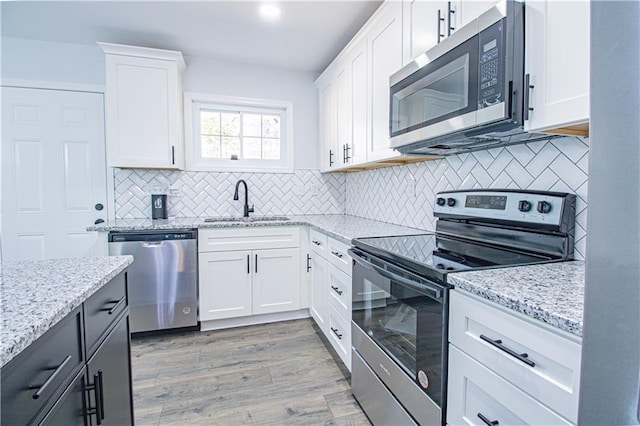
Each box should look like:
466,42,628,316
201,136,221,158
221,136,240,159
243,137,262,159
262,115,280,138
201,111,220,135
220,112,240,137
243,113,262,137
262,138,280,160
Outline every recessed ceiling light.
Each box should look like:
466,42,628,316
259,4,281,19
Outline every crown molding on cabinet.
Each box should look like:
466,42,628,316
98,42,186,71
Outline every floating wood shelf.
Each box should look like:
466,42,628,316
327,155,441,173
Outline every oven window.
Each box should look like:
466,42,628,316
352,274,444,406
392,54,469,135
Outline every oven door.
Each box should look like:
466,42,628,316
350,248,448,424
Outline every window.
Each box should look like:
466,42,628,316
185,93,293,172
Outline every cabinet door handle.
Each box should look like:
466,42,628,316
437,9,446,43
86,370,105,424
331,285,343,296
346,144,351,162
107,296,126,315
331,251,343,259
29,355,73,399
524,73,534,120
478,413,499,426
479,334,536,367
330,327,343,339
247,254,250,274
447,1,455,36
329,149,334,167
171,145,176,165
255,254,258,273
306,254,312,272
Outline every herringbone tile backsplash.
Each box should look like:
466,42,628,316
345,136,589,259
113,136,588,259
114,169,345,218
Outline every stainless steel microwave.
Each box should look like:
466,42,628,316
389,1,551,155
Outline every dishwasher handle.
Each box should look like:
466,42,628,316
141,241,165,248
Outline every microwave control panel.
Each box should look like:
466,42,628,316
478,20,505,109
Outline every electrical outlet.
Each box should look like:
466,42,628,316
169,188,181,196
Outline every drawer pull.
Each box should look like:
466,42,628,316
87,370,105,424
477,413,499,426
331,251,343,259
29,355,73,399
331,285,343,296
107,296,126,315
330,327,343,340
479,334,536,367
312,240,321,246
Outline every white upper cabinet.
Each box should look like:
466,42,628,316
403,0,460,64
367,1,403,162
99,43,186,169
458,1,499,28
318,77,338,172
524,1,590,135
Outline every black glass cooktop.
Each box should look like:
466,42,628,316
352,233,555,279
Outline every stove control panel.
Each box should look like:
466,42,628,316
433,190,573,226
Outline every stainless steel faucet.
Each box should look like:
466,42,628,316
233,180,254,217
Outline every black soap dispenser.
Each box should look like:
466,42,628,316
151,194,168,219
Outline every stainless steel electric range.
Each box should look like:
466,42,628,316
349,189,576,425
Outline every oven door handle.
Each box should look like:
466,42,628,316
351,251,443,300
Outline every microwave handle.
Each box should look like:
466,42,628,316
350,249,443,301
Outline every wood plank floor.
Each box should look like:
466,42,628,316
131,318,371,425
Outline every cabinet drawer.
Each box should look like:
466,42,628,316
449,290,581,423
327,237,352,276
199,227,300,252
328,264,352,319
309,229,328,256
1,307,84,426
84,272,128,358
328,307,351,371
447,346,571,425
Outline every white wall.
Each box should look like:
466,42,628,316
1,37,319,169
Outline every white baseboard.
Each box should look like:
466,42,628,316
200,309,311,331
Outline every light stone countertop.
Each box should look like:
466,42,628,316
1,255,133,368
448,261,585,337
87,214,427,244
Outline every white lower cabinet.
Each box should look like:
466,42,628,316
448,290,581,425
307,232,353,371
447,346,571,426
198,227,303,329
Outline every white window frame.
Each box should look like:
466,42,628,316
184,92,294,172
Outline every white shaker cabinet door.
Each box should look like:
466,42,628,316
252,248,301,315
367,1,403,162
524,0,589,134
309,253,330,332
102,47,185,169
199,251,253,321
319,78,338,171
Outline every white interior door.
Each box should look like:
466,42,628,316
1,87,108,261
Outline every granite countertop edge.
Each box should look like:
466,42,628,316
87,214,428,244
1,256,134,368
448,261,585,338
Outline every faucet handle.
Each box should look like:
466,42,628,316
248,205,255,213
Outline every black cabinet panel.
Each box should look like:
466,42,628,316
87,315,134,426
1,307,84,425
38,370,88,426
84,272,128,358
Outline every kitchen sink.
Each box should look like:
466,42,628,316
203,216,291,223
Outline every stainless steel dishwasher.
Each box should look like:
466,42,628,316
108,229,198,333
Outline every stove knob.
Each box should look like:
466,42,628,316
447,198,456,207
436,263,445,269
537,201,552,214
436,197,446,206
518,200,532,212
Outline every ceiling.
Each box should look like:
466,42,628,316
1,1,383,74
